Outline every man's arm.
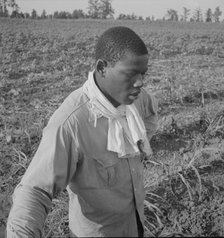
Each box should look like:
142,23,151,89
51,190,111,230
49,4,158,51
6,120,79,238
144,92,158,141
7,185,52,238
136,88,158,140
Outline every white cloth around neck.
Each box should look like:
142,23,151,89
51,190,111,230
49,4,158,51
83,71,151,158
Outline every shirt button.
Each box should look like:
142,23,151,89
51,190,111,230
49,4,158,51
132,168,135,172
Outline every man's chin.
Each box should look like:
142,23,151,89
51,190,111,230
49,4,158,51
123,98,136,105
119,95,139,105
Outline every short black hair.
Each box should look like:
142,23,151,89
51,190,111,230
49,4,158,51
95,26,148,65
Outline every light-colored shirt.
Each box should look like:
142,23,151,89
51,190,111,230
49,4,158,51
6,85,158,237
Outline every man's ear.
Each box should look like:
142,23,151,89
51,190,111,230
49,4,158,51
96,59,107,77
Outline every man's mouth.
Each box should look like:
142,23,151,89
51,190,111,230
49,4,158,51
130,89,141,96
128,90,141,100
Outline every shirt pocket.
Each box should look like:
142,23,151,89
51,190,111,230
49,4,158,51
92,153,120,188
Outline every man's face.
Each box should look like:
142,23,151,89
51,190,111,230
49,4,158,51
103,52,148,107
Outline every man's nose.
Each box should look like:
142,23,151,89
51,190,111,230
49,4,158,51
133,74,143,88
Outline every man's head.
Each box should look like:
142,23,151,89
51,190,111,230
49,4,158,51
94,26,149,107
95,26,148,66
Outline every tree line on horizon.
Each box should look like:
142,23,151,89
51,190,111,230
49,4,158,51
0,0,223,22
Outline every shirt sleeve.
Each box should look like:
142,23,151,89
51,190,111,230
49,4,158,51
135,88,159,140
6,118,79,238
6,185,52,238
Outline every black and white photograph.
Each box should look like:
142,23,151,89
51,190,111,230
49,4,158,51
0,0,224,237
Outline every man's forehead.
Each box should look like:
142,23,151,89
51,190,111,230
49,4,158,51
109,49,148,72
120,52,148,66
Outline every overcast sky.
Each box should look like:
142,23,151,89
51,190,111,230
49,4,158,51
17,0,224,19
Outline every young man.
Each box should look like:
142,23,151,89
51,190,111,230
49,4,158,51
7,26,158,237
